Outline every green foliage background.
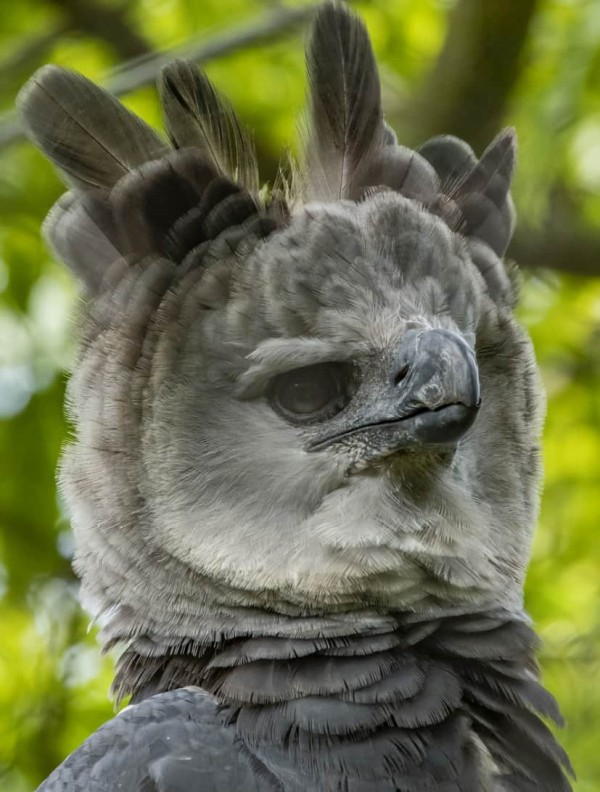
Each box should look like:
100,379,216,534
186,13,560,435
0,1,598,789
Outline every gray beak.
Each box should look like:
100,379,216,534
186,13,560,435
307,329,480,468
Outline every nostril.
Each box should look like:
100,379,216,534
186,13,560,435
393,364,410,387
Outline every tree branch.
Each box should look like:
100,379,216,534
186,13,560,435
50,0,152,60
402,0,539,151
510,226,600,278
106,4,316,94
0,24,69,96
0,5,317,149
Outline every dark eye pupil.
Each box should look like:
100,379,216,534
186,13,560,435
286,376,337,414
269,363,350,424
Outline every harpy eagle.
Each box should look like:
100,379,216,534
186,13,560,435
18,3,573,790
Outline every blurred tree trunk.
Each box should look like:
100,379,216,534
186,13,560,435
404,0,539,152
52,0,152,59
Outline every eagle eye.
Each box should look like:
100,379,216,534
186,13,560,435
268,363,351,424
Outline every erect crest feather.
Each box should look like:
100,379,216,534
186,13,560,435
159,60,260,194
303,1,386,201
18,65,276,297
301,3,516,262
419,129,516,257
17,65,168,191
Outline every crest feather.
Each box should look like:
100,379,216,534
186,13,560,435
303,2,386,201
17,65,167,191
160,60,259,193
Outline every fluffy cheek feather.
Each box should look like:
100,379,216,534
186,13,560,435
141,392,349,590
135,376,511,606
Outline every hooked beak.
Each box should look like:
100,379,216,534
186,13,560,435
306,329,480,470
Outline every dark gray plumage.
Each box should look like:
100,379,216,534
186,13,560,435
37,687,276,791
18,3,572,790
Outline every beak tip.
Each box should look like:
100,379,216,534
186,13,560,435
413,402,479,445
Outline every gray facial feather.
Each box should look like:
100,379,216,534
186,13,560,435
19,2,571,790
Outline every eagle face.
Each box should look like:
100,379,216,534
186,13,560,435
138,191,541,612
18,0,541,636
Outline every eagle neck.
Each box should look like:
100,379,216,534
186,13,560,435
112,609,572,791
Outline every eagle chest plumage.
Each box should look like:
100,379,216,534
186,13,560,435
19,2,572,790
112,615,568,791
